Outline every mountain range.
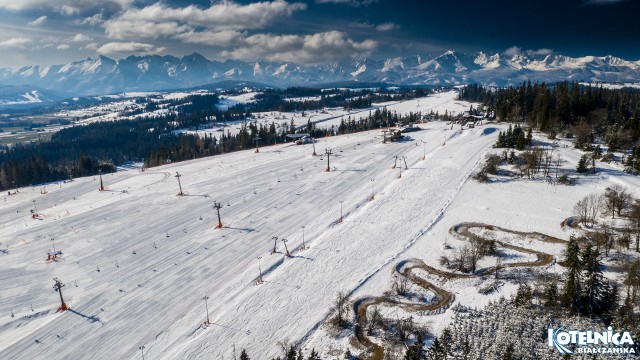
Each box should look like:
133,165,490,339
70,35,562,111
1,50,640,98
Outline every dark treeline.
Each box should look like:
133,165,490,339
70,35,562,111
247,86,431,113
460,82,640,173
0,88,431,191
0,99,248,190
146,106,424,166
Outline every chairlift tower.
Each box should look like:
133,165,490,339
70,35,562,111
253,136,261,153
257,256,264,284
32,200,38,219
271,236,279,254
98,169,105,191
301,226,306,250
203,295,210,325
369,179,375,201
53,278,68,311
311,137,317,156
282,238,292,257
213,201,223,228
325,148,333,172
175,172,184,196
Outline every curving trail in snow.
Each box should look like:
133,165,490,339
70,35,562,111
352,223,565,360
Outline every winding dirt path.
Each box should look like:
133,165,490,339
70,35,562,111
352,223,565,360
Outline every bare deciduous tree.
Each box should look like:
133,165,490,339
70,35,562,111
392,274,409,296
554,154,564,178
574,193,603,227
395,316,414,344
333,292,349,328
604,185,631,219
588,193,603,226
575,197,590,225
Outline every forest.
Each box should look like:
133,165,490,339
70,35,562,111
0,87,431,191
460,82,640,174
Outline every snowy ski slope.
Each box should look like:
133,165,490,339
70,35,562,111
1,116,499,359
3,116,640,358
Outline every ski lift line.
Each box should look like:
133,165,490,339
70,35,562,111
12,114,450,312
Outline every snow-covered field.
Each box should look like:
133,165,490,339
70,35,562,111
1,117,498,359
578,82,640,90
216,92,258,110
180,90,477,138
3,109,639,358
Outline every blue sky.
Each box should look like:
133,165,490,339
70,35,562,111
0,0,637,67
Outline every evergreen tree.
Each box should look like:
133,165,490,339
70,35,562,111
581,246,609,317
543,282,559,308
496,131,504,147
516,132,525,151
592,145,602,159
562,236,582,312
576,154,589,173
240,349,250,360
405,334,425,360
440,329,452,358
307,349,321,360
612,292,635,328
428,337,445,360
501,343,516,360
286,346,297,360
513,284,532,307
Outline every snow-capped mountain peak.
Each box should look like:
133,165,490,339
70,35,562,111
0,50,639,96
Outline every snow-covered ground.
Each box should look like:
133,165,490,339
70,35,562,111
216,92,258,110
1,117,499,359
0,90,55,107
578,82,640,90
303,132,640,356
180,90,477,138
3,101,639,358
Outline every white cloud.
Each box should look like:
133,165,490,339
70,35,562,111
97,41,164,55
56,44,70,50
0,0,132,15
28,15,47,26
504,46,522,57
504,46,554,57
105,20,190,39
103,0,306,40
174,30,243,47
375,23,398,32
72,34,93,43
0,37,31,49
77,13,104,26
530,48,553,56
220,30,377,64
84,42,99,51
